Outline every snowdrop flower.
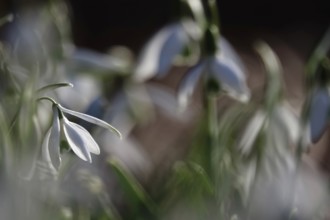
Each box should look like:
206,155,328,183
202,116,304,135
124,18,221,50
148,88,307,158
134,19,201,82
42,101,121,170
308,87,330,143
239,103,299,156
238,103,300,200
178,37,250,108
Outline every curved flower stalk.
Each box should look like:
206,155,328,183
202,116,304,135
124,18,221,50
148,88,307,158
178,37,250,109
40,98,121,171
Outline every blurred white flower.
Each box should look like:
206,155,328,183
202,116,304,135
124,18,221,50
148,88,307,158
308,87,330,143
42,103,121,170
247,166,328,220
134,19,201,82
238,103,300,200
178,38,250,108
239,103,299,155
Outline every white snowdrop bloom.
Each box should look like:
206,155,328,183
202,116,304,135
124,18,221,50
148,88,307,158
42,103,121,170
238,103,300,200
308,87,330,143
178,38,250,108
134,19,201,82
239,103,299,156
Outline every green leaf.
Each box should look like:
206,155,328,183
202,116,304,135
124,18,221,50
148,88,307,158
108,158,157,214
254,41,282,111
36,82,73,94
171,161,214,196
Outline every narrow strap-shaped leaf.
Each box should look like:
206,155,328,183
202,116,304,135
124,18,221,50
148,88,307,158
108,158,157,214
36,82,73,94
254,41,282,109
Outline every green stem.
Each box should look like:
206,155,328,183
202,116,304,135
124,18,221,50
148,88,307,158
201,0,219,28
37,96,58,105
201,0,220,56
206,94,219,179
306,26,330,87
98,194,122,220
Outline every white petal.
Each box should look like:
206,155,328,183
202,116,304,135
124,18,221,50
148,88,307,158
267,118,291,164
62,117,92,162
58,104,122,139
48,105,61,169
210,56,250,102
157,25,187,77
240,160,257,202
217,37,245,71
309,88,330,143
70,122,100,155
134,23,186,81
177,61,205,109
239,110,266,154
273,104,300,144
41,129,57,173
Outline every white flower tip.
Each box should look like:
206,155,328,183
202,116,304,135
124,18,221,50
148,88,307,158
178,95,188,110
118,132,123,140
238,92,250,103
68,83,74,88
111,127,123,140
228,89,250,103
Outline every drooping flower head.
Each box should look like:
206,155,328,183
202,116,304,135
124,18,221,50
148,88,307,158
238,41,300,200
42,100,121,171
178,37,250,109
133,0,205,82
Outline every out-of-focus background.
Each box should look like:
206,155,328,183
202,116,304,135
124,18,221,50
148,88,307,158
1,0,330,177
0,1,330,219
1,0,329,181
